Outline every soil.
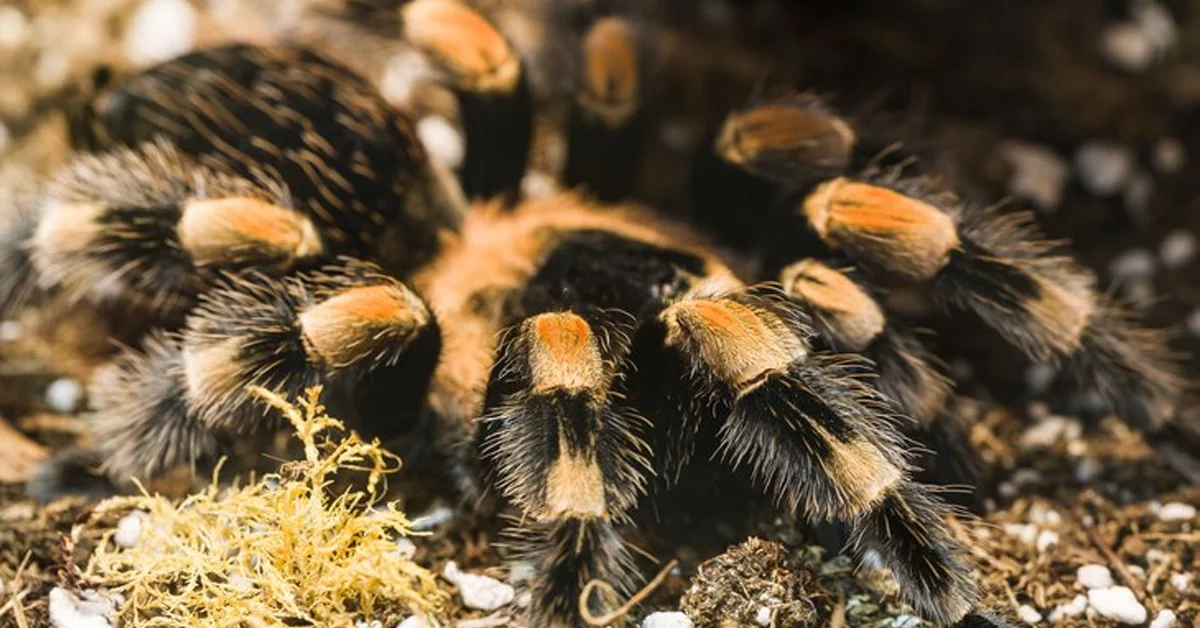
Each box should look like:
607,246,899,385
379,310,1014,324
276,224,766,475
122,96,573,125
1,1,1198,627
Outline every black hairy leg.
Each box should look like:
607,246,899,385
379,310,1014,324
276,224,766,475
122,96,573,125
639,286,977,624
88,258,439,483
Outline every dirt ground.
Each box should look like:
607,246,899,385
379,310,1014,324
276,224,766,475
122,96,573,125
1,1,1198,627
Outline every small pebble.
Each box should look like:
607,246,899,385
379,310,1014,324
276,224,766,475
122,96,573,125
0,320,22,341
1076,142,1135,195
46,378,84,413
1087,586,1147,624
521,171,557,199
416,116,464,170
355,621,382,628
1077,564,1114,589
1154,137,1186,173
1024,363,1058,395
1035,530,1059,552
441,561,514,611
1146,548,1168,563
1075,458,1103,482
397,616,433,628
1003,523,1039,546
1169,572,1191,591
1101,22,1155,71
1020,416,1080,450
514,591,531,608
754,607,772,626
1134,0,1178,52
1108,248,1157,283
123,0,198,66
113,511,146,549
1028,504,1063,526
380,50,433,107
1159,230,1197,269
1016,604,1042,624
642,611,694,628
889,615,922,628
506,561,536,585
48,588,116,628
1149,609,1178,628
1048,595,1088,622
998,141,1069,211
1156,501,1196,521
394,537,416,559
0,7,27,47
411,506,454,531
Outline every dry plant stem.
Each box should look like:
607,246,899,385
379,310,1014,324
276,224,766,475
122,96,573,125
579,558,680,626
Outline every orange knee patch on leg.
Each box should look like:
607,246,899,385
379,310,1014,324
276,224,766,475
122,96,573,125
803,178,960,280
526,313,604,392
717,105,855,173
299,285,427,367
664,299,805,388
781,260,885,351
579,17,639,127
401,0,520,93
179,197,322,268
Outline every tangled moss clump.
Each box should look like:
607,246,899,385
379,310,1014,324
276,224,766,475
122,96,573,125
83,386,447,626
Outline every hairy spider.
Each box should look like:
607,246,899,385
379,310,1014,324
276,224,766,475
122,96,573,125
0,2,1192,627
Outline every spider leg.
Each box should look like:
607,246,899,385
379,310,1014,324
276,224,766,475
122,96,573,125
780,259,979,490
91,258,440,483
477,309,651,626
27,141,324,321
714,94,1185,435
650,287,977,624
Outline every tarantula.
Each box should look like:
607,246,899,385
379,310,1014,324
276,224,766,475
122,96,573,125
0,1,1191,626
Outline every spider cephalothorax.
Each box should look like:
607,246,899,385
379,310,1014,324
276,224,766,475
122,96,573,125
1,2,1193,626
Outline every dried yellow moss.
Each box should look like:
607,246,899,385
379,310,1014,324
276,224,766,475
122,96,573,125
84,386,447,626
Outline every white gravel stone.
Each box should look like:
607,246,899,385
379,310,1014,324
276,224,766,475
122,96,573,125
506,561,536,585
1087,586,1147,624
1076,142,1135,195
411,505,454,531
380,50,433,107
48,588,116,628
0,320,22,342
999,141,1069,211
1047,594,1088,622
0,7,27,48
441,561,514,611
1170,572,1191,591
1134,0,1178,52
755,606,772,626
46,378,84,413
1159,230,1197,269
416,116,464,170
642,611,693,628
1077,564,1114,589
396,616,433,628
113,511,147,549
1016,604,1042,624
1156,501,1196,521
1003,523,1039,546
394,537,416,559
1035,530,1059,552
1075,458,1103,482
521,171,557,199
123,0,198,67
1102,22,1155,71
1024,363,1058,395
356,621,382,628
1020,416,1080,450
889,615,922,628
1154,137,1186,173
1150,609,1178,628
1108,248,1157,283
